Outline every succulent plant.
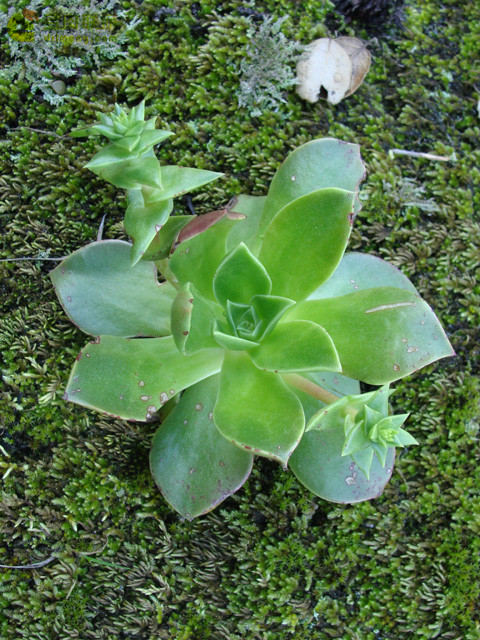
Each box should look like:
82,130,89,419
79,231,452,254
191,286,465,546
72,101,222,264
51,103,454,519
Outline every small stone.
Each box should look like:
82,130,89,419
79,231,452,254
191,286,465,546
51,80,66,96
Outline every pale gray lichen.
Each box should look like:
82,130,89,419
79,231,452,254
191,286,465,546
236,16,304,117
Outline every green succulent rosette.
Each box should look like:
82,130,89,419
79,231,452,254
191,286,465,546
52,135,454,518
72,101,222,266
289,385,417,504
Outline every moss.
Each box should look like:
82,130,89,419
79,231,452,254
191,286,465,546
1,0,480,638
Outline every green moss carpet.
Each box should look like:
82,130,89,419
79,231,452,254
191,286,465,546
1,1,479,638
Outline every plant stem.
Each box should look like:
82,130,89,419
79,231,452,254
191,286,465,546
282,374,341,405
283,373,359,419
155,259,180,290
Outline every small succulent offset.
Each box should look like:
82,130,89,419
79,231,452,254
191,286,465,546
51,103,454,518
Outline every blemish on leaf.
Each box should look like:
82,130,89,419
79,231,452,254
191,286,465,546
402,337,408,343
291,175,296,181
183,420,188,425
208,411,213,420
183,331,189,335
170,389,175,396
138,380,145,387
219,461,225,467
140,395,151,401
365,302,415,314
146,405,156,420
67,296,72,302
155,224,162,232
407,346,418,353
159,391,169,404
393,364,401,371
347,213,355,225
195,403,203,411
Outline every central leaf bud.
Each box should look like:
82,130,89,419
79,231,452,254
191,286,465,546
227,301,262,341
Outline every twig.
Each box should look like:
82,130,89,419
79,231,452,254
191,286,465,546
65,578,78,600
389,148,456,162
0,556,57,570
9,127,66,140
96,214,106,241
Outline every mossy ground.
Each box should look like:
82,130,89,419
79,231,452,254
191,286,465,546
1,1,480,638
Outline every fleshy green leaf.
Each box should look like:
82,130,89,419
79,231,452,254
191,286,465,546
213,351,305,466
124,190,173,266
85,144,133,168
146,165,223,201
350,447,375,479
87,124,124,141
258,189,355,301
341,416,369,457
226,301,261,339
250,295,295,339
135,129,173,154
213,243,271,307
286,287,455,384
150,375,253,520
259,138,365,233
226,194,267,254
367,384,392,415
250,320,341,373
87,154,163,190
212,325,260,351
289,426,395,503
308,252,419,299
50,240,176,338
393,426,418,447
171,283,221,354
170,217,238,300
131,100,145,121
140,215,192,262
64,336,223,421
